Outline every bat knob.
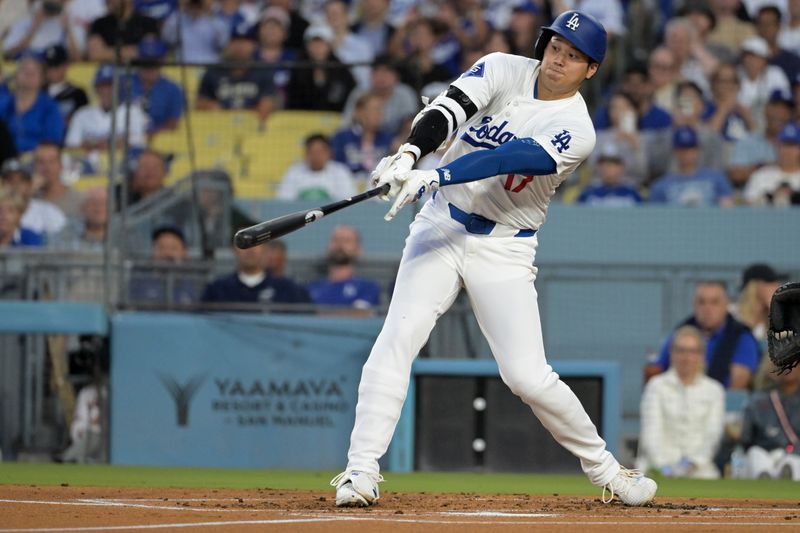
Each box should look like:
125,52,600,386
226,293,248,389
233,230,254,249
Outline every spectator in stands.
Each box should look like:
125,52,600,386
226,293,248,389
594,65,672,184
649,126,734,206
134,0,176,24
707,62,755,152
709,0,757,54
285,24,356,112
264,239,287,277
0,55,64,153
66,64,149,153
649,46,681,114
638,325,725,479
672,80,725,171
56,186,107,251
736,263,786,349
129,225,202,305
645,280,760,390
43,44,88,127
267,0,310,51
664,17,718,96
33,141,84,219
0,187,44,247
0,159,65,237
342,55,419,136
433,0,489,77
132,37,184,135
738,362,800,479
277,133,357,200
395,18,454,93
325,0,374,90
197,22,275,122
68,0,107,33
162,0,230,63
756,5,800,85
87,0,159,62
484,29,513,55
577,144,642,207
506,1,540,57
728,91,794,190
780,0,800,55
128,149,168,205
3,0,84,60
351,0,393,56
331,92,392,182
255,6,297,108
680,2,736,64
743,121,800,205
738,36,792,131
307,224,381,311
591,92,649,186
201,240,311,305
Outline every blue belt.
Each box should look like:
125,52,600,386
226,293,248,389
447,203,536,237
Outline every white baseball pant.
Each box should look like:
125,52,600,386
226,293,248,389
345,196,620,486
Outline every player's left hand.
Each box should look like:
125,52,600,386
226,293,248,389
384,169,440,221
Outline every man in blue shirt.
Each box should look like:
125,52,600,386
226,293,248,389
131,37,184,134
645,281,761,389
331,93,394,180
649,126,734,206
577,143,642,206
307,224,381,312
202,239,310,307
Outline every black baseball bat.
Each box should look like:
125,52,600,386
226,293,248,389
233,183,391,249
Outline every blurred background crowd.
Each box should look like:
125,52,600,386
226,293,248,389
0,0,798,482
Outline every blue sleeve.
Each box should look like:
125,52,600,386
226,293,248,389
169,83,184,119
44,100,65,144
655,335,672,370
731,331,760,372
715,171,733,198
436,137,557,186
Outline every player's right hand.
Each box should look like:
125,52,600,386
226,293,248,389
370,148,417,201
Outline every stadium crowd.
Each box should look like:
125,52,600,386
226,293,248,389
0,0,798,475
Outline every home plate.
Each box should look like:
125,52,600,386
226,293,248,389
443,511,558,517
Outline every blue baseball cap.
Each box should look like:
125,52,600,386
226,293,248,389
231,20,257,41
138,37,168,60
94,64,114,85
673,126,699,149
778,122,800,144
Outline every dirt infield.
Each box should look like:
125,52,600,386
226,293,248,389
1,485,799,532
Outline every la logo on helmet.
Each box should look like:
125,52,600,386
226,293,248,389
566,13,580,31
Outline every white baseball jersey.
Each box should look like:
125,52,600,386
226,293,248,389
435,52,596,230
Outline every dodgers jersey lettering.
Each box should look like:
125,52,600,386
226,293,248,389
437,52,596,230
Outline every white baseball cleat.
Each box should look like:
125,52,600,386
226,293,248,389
330,470,384,507
602,467,657,506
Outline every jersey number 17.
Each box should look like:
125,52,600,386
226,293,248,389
503,174,534,193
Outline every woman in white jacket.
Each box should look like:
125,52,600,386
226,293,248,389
638,325,726,479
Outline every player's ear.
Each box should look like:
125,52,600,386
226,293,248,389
585,63,599,80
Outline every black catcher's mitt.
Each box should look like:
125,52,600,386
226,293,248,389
768,281,800,374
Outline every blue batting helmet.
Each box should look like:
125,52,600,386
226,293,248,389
533,10,607,65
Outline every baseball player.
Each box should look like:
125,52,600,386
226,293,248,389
331,11,658,507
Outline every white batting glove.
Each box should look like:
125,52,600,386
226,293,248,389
385,169,440,221
370,143,420,200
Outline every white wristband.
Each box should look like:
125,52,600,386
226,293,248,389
397,143,421,162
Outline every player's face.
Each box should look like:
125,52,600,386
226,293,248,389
539,36,598,100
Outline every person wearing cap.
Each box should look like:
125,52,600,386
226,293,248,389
66,64,148,154
285,24,356,112
672,80,725,171
254,6,297,107
0,159,66,237
0,55,64,153
130,37,184,135
197,21,275,121
755,6,800,87
736,263,788,348
162,0,229,64
341,54,419,136
324,0,374,90
87,0,159,62
646,280,760,391
2,0,84,60
727,90,794,188
738,36,791,124
134,0,177,24
649,126,734,206
43,44,88,126
0,187,44,247
743,121,800,205
577,143,642,207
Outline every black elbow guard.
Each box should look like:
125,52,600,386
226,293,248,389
407,86,478,158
